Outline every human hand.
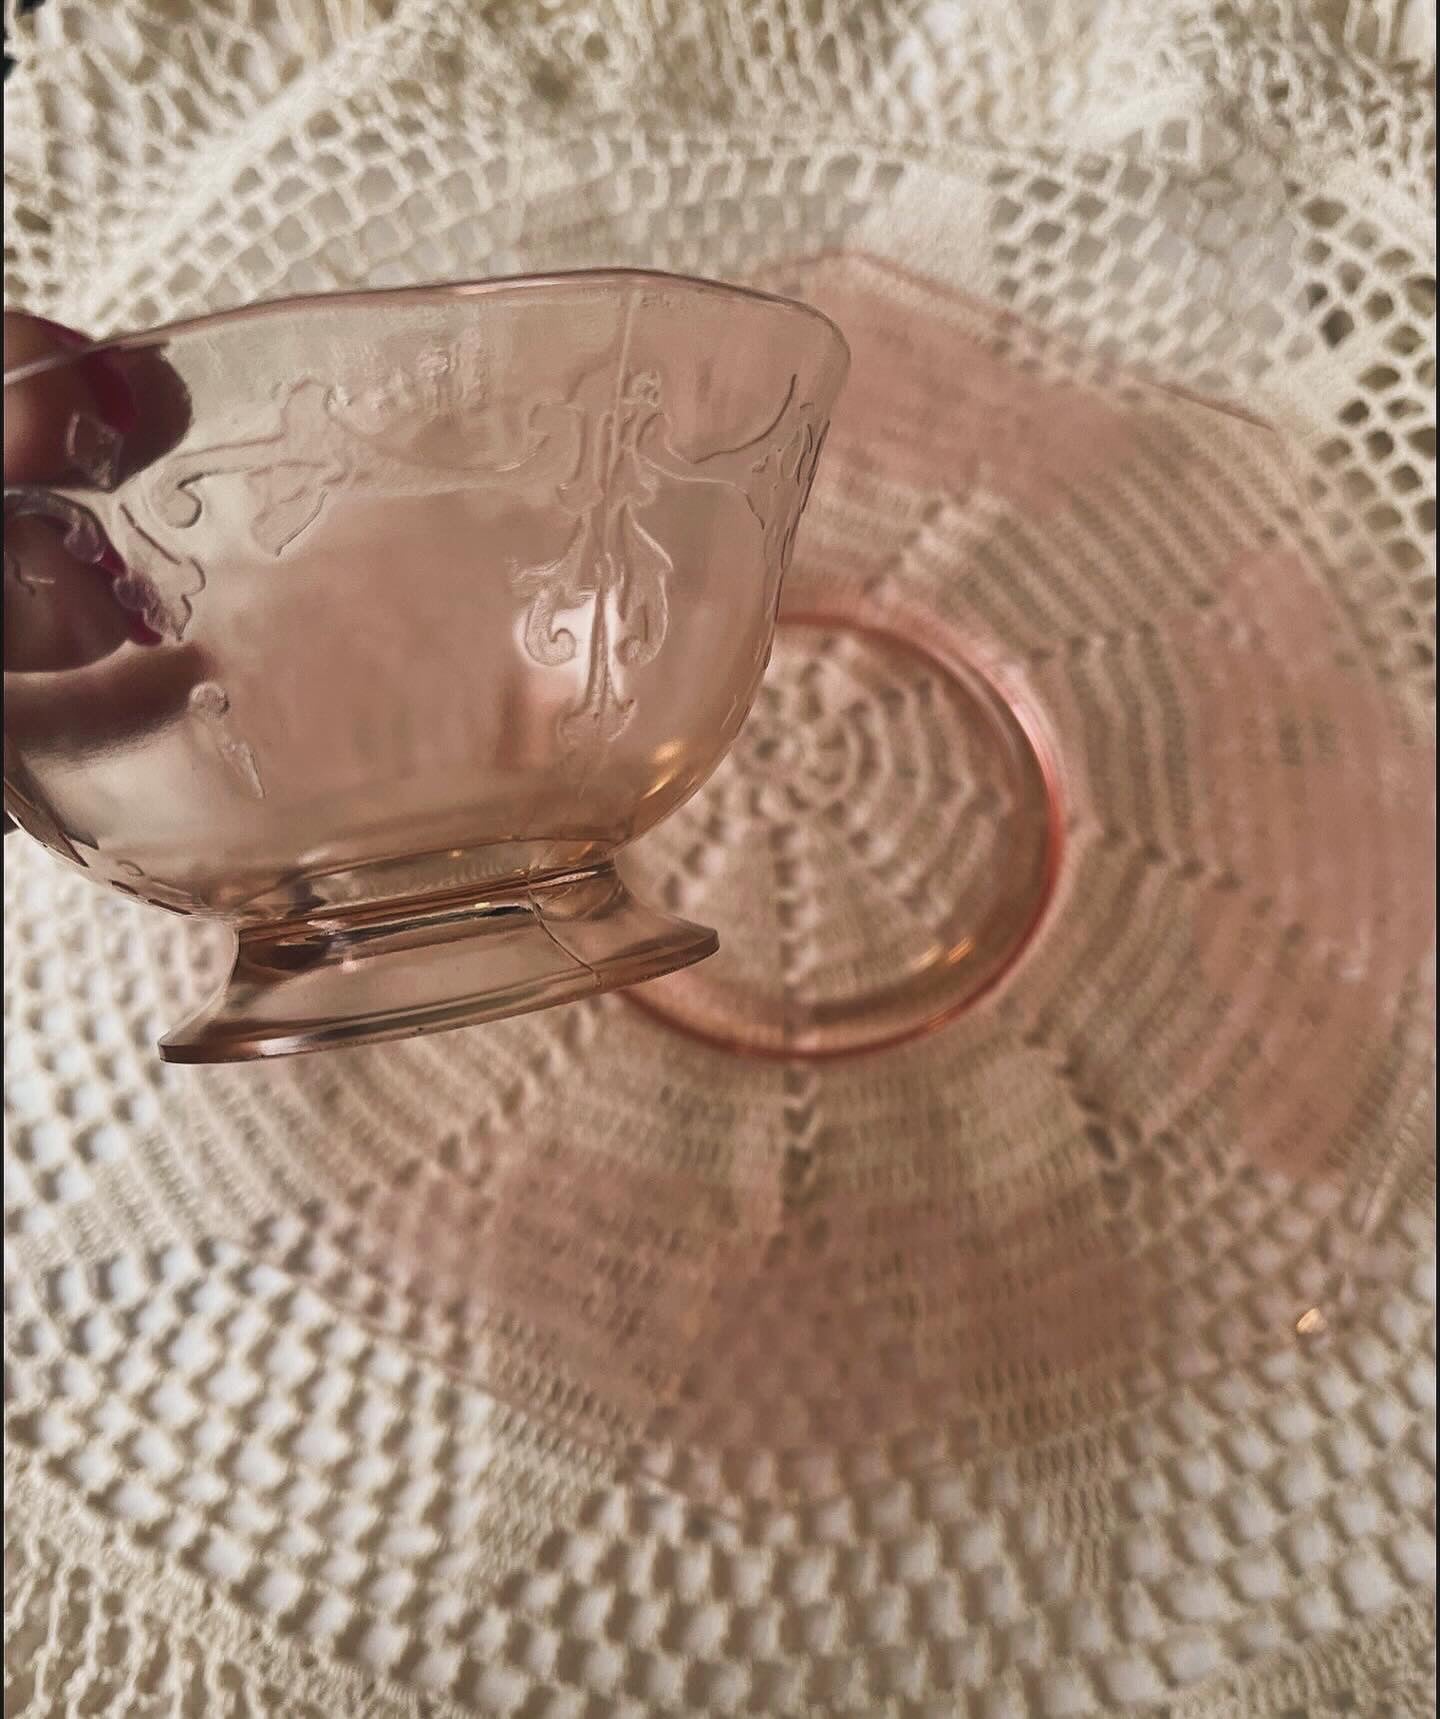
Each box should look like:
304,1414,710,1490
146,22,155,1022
4,311,208,838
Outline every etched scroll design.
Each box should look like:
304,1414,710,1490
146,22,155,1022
502,363,825,748
189,682,265,800
3,413,206,643
37,339,827,755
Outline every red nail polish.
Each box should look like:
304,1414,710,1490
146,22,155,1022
89,542,158,642
94,542,127,580
30,316,139,435
81,354,139,435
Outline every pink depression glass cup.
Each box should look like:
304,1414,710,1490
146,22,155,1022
3,272,849,1062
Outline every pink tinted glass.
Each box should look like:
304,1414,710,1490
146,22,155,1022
2,272,849,1062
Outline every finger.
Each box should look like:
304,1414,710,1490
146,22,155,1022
6,313,138,674
5,313,189,675
3,312,131,483
6,314,210,826
3,513,139,671
5,642,211,757
4,311,190,486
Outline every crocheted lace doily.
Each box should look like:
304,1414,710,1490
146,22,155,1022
4,3,1434,1715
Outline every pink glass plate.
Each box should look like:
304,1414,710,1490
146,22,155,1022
624,252,1434,1084
6,253,1431,1524
582,251,1429,1507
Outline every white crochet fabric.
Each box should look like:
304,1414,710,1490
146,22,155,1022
4,2,1435,1715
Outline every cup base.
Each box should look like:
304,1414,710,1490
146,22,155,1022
159,864,717,1065
622,611,1062,1058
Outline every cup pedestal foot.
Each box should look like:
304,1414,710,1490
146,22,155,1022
159,864,717,1065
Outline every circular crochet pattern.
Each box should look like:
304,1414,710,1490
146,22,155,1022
5,7,1435,1712
625,612,1060,1057
627,255,1433,1095
8,250,1429,1516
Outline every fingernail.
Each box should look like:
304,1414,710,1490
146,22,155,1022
31,315,139,435
81,355,138,435
94,542,127,580
30,315,90,350
89,541,159,644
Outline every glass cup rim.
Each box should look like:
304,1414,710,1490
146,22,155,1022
2,266,851,386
